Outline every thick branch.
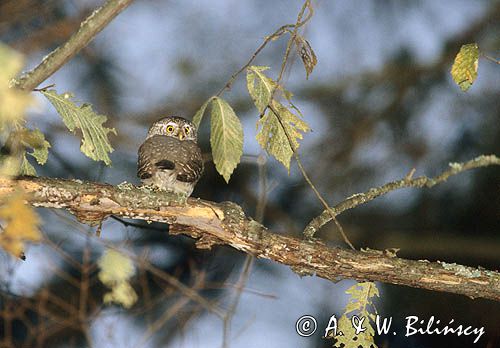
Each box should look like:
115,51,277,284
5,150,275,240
0,176,499,302
11,0,134,91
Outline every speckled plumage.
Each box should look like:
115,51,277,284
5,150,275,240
137,116,203,196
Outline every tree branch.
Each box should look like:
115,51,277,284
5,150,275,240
304,155,500,238
0,175,499,302
10,0,134,91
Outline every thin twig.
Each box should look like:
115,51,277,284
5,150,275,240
134,273,206,348
261,1,355,248
222,154,266,348
11,0,134,91
215,5,311,97
303,155,500,238
481,53,500,65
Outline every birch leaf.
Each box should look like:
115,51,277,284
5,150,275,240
41,90,116,165
246,66,277,113
450,43,479,92
334,282,379,348
0,190,41,258
210,97,243,182
192,97,213,129
256,100,310,172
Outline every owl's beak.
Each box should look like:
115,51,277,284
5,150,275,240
178,132,185,140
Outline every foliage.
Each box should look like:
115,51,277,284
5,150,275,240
246,66,277,113
0,44,49,176
192,97,213,129
42,90,116,165
210,97,244,183
0,43,35,131
98,249,138,308
333,282,379,348
3,128,51,176
450,43,479,92
256,100,310,172
0,189,41,258
247,66,310,171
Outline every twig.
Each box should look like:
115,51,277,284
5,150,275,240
222,255,254,348
481,53,500,65
221,154,266,348
10,0,134,91
303,155,500,238
260,1,355,248
133,273,206,348
215,3,311,97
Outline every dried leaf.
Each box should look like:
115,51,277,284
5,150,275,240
210,97,243,182
98,249,137,308
294,35,317,79
0,190,41,258
42,90,116,165
256,100,310,172
450,43,479,92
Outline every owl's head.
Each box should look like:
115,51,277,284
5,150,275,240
147,116,197,141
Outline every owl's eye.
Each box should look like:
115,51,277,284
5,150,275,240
166,125,174,133
184,126,191,134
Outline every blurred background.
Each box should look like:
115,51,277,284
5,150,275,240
0,0,499,347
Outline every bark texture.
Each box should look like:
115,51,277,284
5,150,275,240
1,176,499,302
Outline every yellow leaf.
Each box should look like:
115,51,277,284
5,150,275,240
0,43,36,131
256,100,310,172
103,282,138,309
450,43,479,92
0,190,41,258
334,282,379,348
98,249,138,308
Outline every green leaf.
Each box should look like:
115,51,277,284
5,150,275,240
20,154,36,176
210,97,243,182
192,97,213,129
2,128,50,176
256,100,310,172
450,43,479,92
334,282,379,348
41,90,116,165
23,128,50,165
246,66,277,113
294,35,317,79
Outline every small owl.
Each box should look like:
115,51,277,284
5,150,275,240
137,116,203,196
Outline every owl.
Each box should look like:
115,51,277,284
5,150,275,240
137,116,203,196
